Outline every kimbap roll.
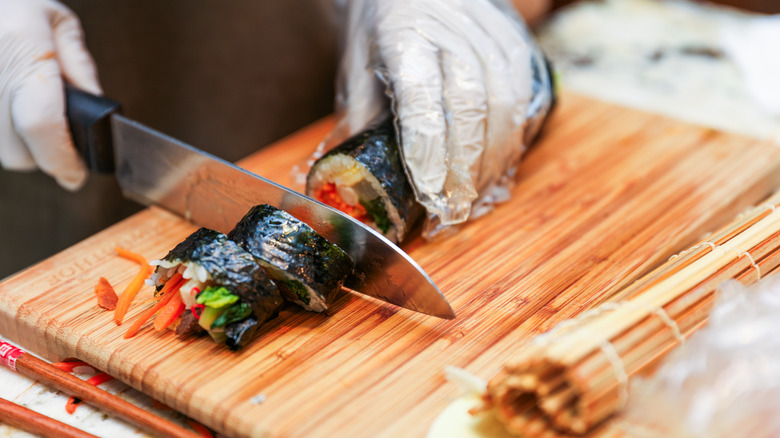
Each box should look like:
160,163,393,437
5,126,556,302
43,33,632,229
306,117,423,243
228,204,354,313
150,228,284,350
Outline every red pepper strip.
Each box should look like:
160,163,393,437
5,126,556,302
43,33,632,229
86,372,114,386
65,397,80,414
51,361,91,373
152,399,173,411
315,183,368,220
186,419,214,438
64,372,114,414
191,304,205,320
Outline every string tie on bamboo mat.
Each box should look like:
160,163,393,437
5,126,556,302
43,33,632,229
598,340,629,409
672,240,718,261
652,307,685,344
534,300,685,348
667,247,689,261
701,241,718,251
739,250,761,280
531,302,623,346
616,300,686,345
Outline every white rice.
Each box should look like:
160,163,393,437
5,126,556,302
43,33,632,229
146,258,211,308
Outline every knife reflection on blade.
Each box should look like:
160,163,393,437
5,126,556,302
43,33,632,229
65,86,455,319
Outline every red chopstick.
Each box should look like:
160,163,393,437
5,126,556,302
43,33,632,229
0,341,204,438
0,397,99,438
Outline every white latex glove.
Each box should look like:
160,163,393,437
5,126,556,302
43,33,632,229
0,0,101,191
337,0,537,227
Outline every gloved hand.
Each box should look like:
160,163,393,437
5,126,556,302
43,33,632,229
0,0,102,191
334,0,554,233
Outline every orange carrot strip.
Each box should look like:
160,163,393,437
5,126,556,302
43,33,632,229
51,361,92,373
154,292,185,332
64,372,114,414
95,277,119,310
113,247,153,325
123,280,183,339
186,419,214,438
115,247,149,265
156,273,183,297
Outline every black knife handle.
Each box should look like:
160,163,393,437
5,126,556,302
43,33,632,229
65,85,122,173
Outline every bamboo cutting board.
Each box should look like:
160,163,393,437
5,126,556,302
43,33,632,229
2,92,780,438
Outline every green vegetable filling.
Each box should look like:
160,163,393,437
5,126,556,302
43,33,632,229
360,197,391,234
281,279,310,305
211,303,253,329
196,286,239,308
199,306,226,331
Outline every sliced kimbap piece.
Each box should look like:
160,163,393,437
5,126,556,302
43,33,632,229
228,204,354,313
306,117,423,243
150,227,284,350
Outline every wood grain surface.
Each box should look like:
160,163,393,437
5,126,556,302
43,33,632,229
2,92,780,438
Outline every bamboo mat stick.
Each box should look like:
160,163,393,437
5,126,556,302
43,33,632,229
579,239,780,396
612,192,780,302
483,192,780,436
0,341,202,438
569,252,774,415
0,397,99,438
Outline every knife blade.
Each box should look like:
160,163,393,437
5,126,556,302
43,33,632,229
65,87,455,319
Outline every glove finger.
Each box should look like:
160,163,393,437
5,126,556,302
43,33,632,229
412,5,487,219
47,0,102,94
428,0,529,183
464,0,532,130
0,0,51,171
375,8,449,217
0,111,37,171
12,61,88,191
337,0,385,139
435,0,520,193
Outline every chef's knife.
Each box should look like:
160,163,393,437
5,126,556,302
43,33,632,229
65,86,455,319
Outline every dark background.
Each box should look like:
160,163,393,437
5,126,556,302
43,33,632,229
0,1,339,278
0,0,775,278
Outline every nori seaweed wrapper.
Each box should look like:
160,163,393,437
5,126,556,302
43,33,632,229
160,227,284,345
307,116,424,239
225,316,261,350
228,205,354,311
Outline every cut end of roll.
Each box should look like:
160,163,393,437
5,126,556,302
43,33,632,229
482,360,595,437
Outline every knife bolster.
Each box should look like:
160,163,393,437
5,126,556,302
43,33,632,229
65,86,122,173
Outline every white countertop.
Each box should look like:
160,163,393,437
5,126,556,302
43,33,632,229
537,0,780,141
4,0,780,436
0,351,194,437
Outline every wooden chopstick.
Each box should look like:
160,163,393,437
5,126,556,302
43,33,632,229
0,397,99,438
0,341,203,438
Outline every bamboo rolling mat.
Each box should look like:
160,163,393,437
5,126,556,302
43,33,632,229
1,92,780,437
484,190,780,437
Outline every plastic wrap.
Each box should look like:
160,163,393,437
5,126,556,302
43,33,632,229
617,275,780,438
319,0,555,239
